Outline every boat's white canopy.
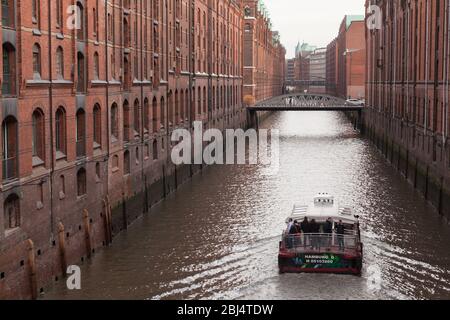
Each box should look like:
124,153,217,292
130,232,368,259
285,194,358,225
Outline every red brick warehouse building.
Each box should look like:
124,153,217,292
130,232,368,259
0,0,285,299
326,15,366,100
243,0,286,103
365,0,450,217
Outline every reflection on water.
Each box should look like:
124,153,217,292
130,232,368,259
44,112,450,300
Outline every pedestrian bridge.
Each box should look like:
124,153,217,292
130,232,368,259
248,93,363,112
246,93,364,129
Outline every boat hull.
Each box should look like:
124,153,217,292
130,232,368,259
278,250,363,276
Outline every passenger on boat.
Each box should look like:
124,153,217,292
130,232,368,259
287,218,294,233
336,220,345,251
300,217,309,247
309,219,320,249
323,218,333,247
286,219,294,248
294,220,302,246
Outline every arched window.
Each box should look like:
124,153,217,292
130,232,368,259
2,43,16,95
56,46,64,79
32,0,40,26
110,103,119,139
4,194,20,231
93,104,101,148
180,90,184,122
203,87,207,113
135,147,139,164
32,44,41,79
55,107,66,154
133,99,140,134
124,18,130,47
76,2,85,40
191,88,196,120
152,97,158,132
2,116,18,180
93,52,99,80
197,87,201,115
175,90,179,125
32,109,45,162
77,52,86,92
185,89,189,121
76,109,86,157
76,168,87,196
95,162,101,180
2,0,15,28
152,139,158,160
124,150,130,175
56,0,63,29
168,91,174,126
160,97,165,128
143,98,149,132
123,100,130,142
124,56,130,90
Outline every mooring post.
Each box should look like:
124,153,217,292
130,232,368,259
27,239,38,300
102,198,111,245
58,222,67,275
144,174,149,214
439,177,444,216
122,192,128,230
162,165,167,198
107,196,113,242
174,165,178,189
83,209,92,259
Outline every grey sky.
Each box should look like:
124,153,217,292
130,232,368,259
263,0,366,58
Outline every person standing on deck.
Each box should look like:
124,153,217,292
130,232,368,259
324,218,333,247
300,217,310,247
336,220,345,251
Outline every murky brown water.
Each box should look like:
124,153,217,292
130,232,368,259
44,112,450,300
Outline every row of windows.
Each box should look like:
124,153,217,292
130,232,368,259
2,136,164,234
1,83,241,182
1,42,92,95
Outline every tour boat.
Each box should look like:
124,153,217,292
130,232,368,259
278,193,363,276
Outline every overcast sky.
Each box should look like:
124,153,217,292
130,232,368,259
263,0,366,58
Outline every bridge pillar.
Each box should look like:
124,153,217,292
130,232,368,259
358,110,365,134
246,109,258,130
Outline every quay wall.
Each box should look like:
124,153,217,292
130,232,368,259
0,113,250,300
360,110,450,221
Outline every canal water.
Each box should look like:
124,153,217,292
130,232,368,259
44,111,450,300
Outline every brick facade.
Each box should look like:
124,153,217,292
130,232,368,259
0,0,283,299
364,0,450,219
326,15,366,99
242,0,285,103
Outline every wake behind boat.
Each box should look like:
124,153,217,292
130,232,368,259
278,193,363,276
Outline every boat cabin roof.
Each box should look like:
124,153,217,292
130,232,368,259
286,194,359,225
